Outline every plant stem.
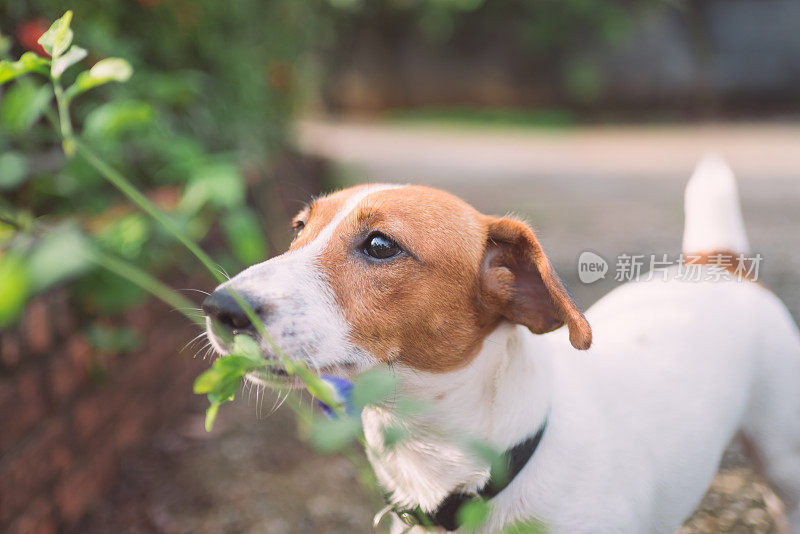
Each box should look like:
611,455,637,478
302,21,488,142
90,249,205,327
72,140,337,408
53,81,75,156
73,140,225,283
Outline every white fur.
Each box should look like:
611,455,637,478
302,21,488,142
207,184,402,371
364,160,800,533
682,154,750,254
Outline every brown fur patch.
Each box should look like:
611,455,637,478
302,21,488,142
480,216,592,350
289,185,382,250
684,249,759,282
305,185,590,373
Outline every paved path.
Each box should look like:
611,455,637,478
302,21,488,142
295,120,800,182
295,119,800,311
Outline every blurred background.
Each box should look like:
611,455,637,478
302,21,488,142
1,1,798,533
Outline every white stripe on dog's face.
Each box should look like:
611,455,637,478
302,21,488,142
206,184,403,375
297,184,403,253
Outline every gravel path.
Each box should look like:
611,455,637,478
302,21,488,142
79,120,799,533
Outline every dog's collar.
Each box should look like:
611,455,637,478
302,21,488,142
386,416,549,531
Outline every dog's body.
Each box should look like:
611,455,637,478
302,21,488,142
204,157,800,533
367,271,800,533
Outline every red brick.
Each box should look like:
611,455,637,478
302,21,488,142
55,447,116,525
47,355,85,404
0,333,22,369
49,291,75,340
6,498,56,534
72,396,101,444
22,299,52,355
66,335,91,369
0,368,46,455
123,304,154,332
72,385,126,446
113,405,148,453
0,419,70,523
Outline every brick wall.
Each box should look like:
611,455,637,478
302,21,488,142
0,152,327,533
0,291,204,533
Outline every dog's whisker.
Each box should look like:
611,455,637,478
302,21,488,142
181,331,208,354
177,288,211,296
191,340,212,360
214,265,231,281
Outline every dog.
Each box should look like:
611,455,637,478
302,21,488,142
202,156,800,533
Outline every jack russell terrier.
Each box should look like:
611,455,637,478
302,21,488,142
202,156,800,533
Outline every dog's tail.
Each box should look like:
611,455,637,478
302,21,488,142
682,154,750,255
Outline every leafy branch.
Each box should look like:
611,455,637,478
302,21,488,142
1,10,350,432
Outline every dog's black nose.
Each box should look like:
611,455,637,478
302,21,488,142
202,289,254,332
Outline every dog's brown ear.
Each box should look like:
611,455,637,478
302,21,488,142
479,216,592,350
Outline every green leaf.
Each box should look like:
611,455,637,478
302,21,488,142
215,355,260,374
0,53,51,84
351,367,398,412
38,11,74,59
0,252,30,327
193,367,226,395
499,519,547,534
85,324,141,353
231,334,263,363
457,499,490,530
309,416,362,453
20,52,52,73
193,357,248,394
0,152,29,189
51,45,87,79
0,81,52,133
0,60,24,84
84,100,155,140
95,213,149,259
179,161,245,214
207,374,241,405
66,58,133,99
297,365,339,407
204,403,220,432
222,208,268,266
27,224,92,292
0,31,11,57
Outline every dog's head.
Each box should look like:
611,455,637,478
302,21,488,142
203,184,590,380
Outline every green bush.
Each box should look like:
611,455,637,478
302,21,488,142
0,0,321,324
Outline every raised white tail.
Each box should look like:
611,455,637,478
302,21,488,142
682,155,750,255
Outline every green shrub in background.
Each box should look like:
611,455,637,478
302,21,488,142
315,0,643,106
0,0,323,324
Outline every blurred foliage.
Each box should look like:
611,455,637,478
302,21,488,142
0,0,319,326
387,106,576,129
316,0,645,104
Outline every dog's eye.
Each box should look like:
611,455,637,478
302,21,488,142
363,232,401,260
292,220,305,236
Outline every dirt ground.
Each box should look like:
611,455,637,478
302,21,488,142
78,121,800,533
